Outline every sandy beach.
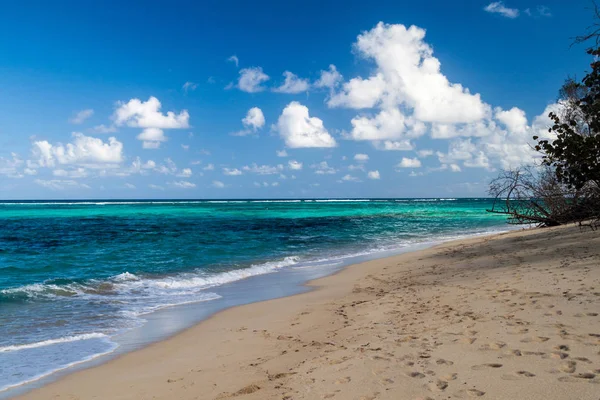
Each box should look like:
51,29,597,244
17,225,600,400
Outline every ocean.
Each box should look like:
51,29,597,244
0,198,509,395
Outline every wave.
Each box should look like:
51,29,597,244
0,342,118,393
1,256,300,306
0,333,109,353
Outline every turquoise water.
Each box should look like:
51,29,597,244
0,198,507,394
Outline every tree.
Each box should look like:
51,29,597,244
489,10,600,228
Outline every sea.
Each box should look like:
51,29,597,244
0,198,511,396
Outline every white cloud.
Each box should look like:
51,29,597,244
484,2,519,18
233,107,266,136
92,124,117,133
276,102,336,148
171,180,196,188
203,163,215,171
348,108,427,141
124,183,136,189
368,170,380,180
238,67,269,93
182,81,198,92
113,96,190,129
53,167,87,178
417,149,434,157
271,182,279,187
0,153,25,178
177,168,192,178
341,174,361,182
375,140,414,151
137,127,167,149
227,55,239,67
311,161,337,175
398,157,422,168
354,154,369,162
242,163,283,175
223,167,242,176
113,97,189,148
449,164,462,172
149,184,164,190
314,65,343,90
69,109,94,124
31,133,123,168
288,160,303,170
35,179,90,190
276,149,288,157
212,180,225,188
273,71,309,94
495,107,527,134
348,164,365,171
181,144,190,151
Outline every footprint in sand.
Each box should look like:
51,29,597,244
436,358,454,366
479,341,506,350
471,363,503,370
428,379,448,392
560,361,577,373
406,371,426,378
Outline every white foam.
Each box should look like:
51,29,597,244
0,342,118,393
0,333,108,353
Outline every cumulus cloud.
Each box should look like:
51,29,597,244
273,71,310,94
288,160,303,170
124,183,136,189
311,161,337,175
276,102,336,148
354,154,369,162
69,109,94,125
234,107,266,136
367,170,380,179
314,65,343,90
495,107,527,134
203,163,215,171
223,167,242,176
31,133,123,168
149,184,164,190
177,168,192,178
114,97,190,129
331,23,489,124
484,2,519,18
238,67,269,93
323,22,558,171
276,149,288,157
398,157,422,168
113,96,190,149
212,180,225,188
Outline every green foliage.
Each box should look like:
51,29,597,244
534,48,600,190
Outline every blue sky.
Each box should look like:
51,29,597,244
0,0,592,199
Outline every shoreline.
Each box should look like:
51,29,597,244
15,224,600,399
3,225,512,398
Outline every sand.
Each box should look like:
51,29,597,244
17,224,600,400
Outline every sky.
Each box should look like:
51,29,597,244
0,0,593,199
